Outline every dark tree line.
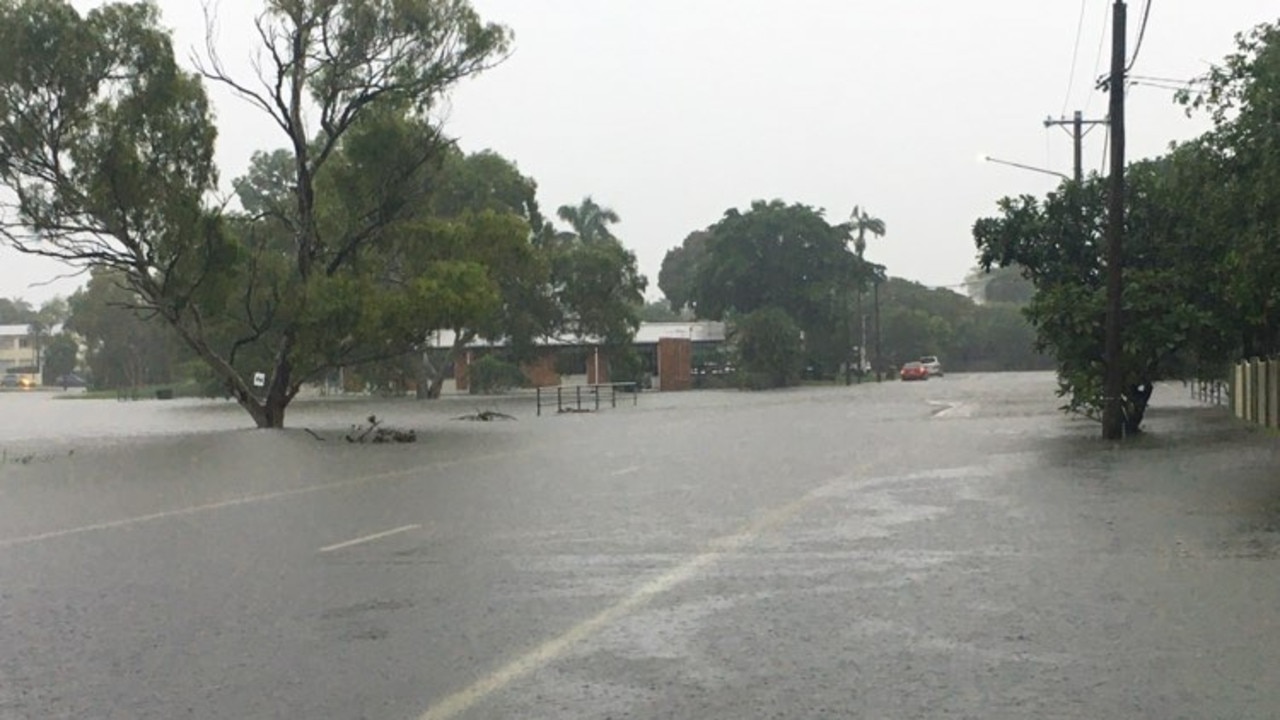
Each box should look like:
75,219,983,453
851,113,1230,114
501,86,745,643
658,201,1048,387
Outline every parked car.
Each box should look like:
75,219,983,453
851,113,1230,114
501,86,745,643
920,355,943,377
1,373,31,389
899,362,929,381
55,373,87,388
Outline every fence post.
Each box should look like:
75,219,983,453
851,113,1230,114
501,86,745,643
1264,360,1272,427
1244,361,1252,422
1250,359,1260,424
1270,360,1280,428
1248,360,1256,422
1236,363,1245,419
1255,359,1264,425
1237,361,1247,421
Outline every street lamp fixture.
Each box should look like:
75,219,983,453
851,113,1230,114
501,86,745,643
981,155,1070,181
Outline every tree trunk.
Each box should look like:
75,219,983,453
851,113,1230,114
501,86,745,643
1123,382,1155,436
414,352,433,400
236,377,292,428
428,372,446,399
256,350,295,428
417,332,473,401
418,349,447,400
259,390,289,429
199,331,296,429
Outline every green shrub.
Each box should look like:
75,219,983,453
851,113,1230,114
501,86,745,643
469,355,526,395
608,347,646,388
734,307,804,389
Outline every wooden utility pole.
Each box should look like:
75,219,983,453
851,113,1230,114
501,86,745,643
873,276,882,382
1102,0,1127,440
1044,110,1107,185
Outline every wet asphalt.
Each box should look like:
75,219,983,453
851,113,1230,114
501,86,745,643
2,373,1280,719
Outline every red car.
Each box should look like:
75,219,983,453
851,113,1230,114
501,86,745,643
899,361,929,381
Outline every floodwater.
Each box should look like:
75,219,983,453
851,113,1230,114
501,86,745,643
0,388,532,447
5,374,1280,719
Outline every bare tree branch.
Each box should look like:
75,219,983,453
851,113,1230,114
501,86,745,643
194,2,293,137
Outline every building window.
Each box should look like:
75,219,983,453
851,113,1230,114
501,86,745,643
17,338,29,349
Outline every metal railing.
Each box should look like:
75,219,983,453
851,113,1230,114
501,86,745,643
1188,378,1229,407
535,382,638,416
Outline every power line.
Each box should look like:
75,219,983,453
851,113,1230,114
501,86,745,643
1084,0,1111,116
1129,79,1191,93
1062,0,1091,116
1128,73,1202,85
1126,0,1152,72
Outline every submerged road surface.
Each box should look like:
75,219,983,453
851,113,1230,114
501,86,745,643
3,373,1280,718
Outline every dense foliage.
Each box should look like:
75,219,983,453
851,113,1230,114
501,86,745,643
972,19,1280,433
660,203,1047,383
735,307,805,389
0,0,511,426
467,354,526,395
661,200,871,375
0,0,651,424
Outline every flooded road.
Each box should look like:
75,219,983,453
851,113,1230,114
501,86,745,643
3,374,1280,718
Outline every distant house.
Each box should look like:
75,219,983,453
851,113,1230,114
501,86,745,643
0,323,72,385
422,321,728,390
631,321,727,346
0,324,40,373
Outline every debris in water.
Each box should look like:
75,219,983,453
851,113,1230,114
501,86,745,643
345,415,417,443
455,409,516,422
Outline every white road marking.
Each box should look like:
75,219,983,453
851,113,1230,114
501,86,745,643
0,451,519,550
318,524,420,553
928,400,974,419
416,465,875,720
607,465,640,477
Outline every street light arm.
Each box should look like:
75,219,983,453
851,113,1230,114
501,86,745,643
983,156,1071,181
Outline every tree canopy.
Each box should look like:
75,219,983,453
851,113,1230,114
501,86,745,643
0,0,511,427
657,230,708,314
66,269,181,390
663,200,871,374
548,197,646,348
848,205,886,259
974,141,1238,433
971,18,1280,435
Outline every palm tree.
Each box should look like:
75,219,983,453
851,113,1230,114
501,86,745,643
849,205,886,259
557,196,620,244
846,205,885,381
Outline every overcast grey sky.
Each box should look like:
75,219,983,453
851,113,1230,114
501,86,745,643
4,1,1277,304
